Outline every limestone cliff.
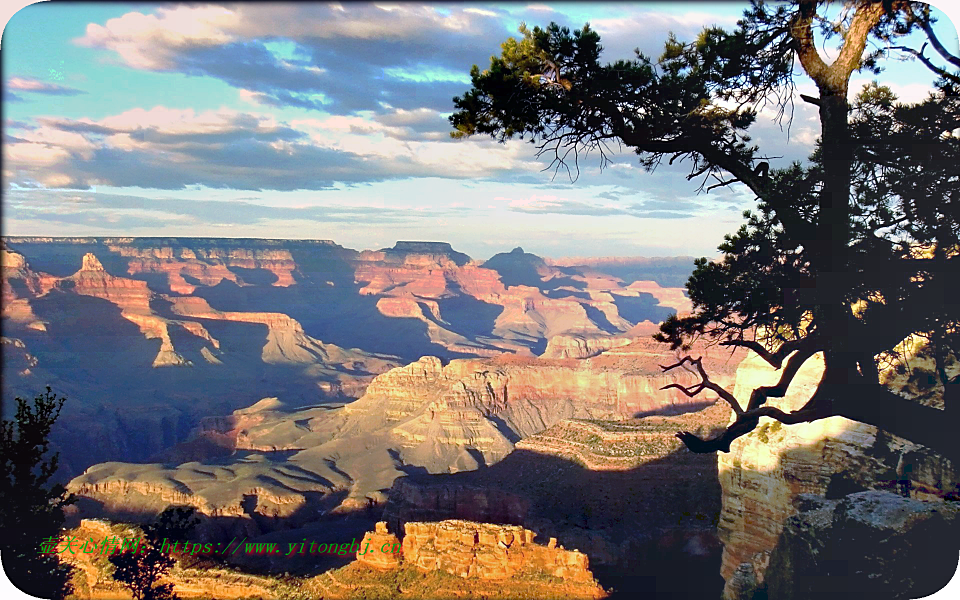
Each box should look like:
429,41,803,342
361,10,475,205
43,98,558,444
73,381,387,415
717,348,958,599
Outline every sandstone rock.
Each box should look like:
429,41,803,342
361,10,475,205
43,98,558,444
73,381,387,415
356,521,402,569
353,520,596,583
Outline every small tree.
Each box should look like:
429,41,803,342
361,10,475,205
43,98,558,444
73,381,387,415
0,386,75,599
109,547,176,600
108,507,199,600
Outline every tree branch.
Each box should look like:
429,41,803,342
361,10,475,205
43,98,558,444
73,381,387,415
745,338,821,411
660,356,744,415
830,1,887,84
910,6,960,69
592,95,772,203
706,176,738,192
790,0,830,84
889,44,960,85
676,364,958,466
720,336,815,369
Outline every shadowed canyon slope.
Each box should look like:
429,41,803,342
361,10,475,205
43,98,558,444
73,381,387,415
67,339,743,536
2,237,694,478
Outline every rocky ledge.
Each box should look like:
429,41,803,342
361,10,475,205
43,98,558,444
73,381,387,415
356,520,598,584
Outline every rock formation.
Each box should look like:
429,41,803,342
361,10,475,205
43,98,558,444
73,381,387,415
717,344,958,599
4,236,692,368
355,521,404,570
380,398,737,590
760,492,959,600
356,520,596,583
541,333,635,359
67,336,741,540
1,240,401,477
515,399,733,471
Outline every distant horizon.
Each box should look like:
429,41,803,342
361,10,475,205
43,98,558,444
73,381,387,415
1,234,702,262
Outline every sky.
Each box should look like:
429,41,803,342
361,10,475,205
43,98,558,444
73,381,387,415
2,1,958,260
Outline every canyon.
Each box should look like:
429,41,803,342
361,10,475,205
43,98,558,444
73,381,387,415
67,340,738,537
2,237,694,478
9,235,951,599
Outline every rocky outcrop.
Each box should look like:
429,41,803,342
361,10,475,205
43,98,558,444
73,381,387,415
541,333,635,359
65,253,153,312
380,398,737,594
516,399,733,471
717,348,958,599
357,520,595,583
356,521,404,570
755,492,960,600
1,250,50,329
1,337,38,375
349,351,717,424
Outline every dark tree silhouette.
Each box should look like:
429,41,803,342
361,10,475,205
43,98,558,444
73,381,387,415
451,0,960,463
0,386,76,599
108,506,200,600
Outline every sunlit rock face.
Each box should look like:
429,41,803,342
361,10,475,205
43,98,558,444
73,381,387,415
541,333,635,359
357,519,596,583
718,349,958,600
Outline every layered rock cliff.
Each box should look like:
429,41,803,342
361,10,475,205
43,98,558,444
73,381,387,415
4,237,692,366
717,345,958,599
1,241,402,477
541,333,635,359
68,339,738,538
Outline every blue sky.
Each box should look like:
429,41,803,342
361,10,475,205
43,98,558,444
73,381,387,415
2,1,958,259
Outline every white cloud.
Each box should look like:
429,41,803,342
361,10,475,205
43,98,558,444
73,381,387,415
77,5,238,70
4,106,542,191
